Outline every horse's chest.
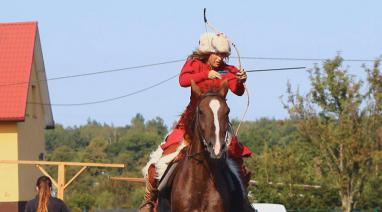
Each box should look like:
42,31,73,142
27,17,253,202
180,173,230,211
171,160,233,211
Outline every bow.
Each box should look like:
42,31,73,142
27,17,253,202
203,8,250,136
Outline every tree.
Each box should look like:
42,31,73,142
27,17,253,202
66,190,95,212
284,56,380,211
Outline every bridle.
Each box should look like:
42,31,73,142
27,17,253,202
186,92,232,161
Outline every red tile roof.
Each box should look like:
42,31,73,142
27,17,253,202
0,22,37,121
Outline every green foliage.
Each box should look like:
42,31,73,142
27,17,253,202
46,113,381,210
66,190,95,212
285,56,382,211
45,115,167,209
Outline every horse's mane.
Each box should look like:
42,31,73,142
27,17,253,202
184,85,223,141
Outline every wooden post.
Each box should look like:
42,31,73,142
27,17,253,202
64,166,87,189
110,176,145,183
57,163,65,199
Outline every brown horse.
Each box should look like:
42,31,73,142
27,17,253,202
157,80,254,212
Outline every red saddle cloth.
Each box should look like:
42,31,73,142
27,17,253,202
161,128,185,150
228,136,252,158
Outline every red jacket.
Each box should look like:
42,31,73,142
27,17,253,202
161,59,252,157
179,59,245,96
177,59,245,127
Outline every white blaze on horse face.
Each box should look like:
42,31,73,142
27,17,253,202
209,99,221,155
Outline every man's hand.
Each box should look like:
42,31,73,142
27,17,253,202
236,68,247,83
208,70,222,79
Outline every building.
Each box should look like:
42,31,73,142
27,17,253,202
0,21,54,211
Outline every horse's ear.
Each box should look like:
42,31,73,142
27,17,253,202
191,80,202,97
219,79,229,97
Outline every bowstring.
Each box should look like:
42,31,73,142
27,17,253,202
203,8,250,136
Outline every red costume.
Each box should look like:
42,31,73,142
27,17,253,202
161,59,252,158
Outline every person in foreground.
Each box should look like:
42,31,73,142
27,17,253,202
139,31,252,212
25,176,69,212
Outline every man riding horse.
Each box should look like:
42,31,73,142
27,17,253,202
140,31,252,212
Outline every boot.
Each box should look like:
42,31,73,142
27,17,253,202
241,163,252,189
227,135,252,189
139,164,158,212
139,181,158,212
233,157,252,189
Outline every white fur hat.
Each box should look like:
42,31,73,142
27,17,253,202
198,32,231,54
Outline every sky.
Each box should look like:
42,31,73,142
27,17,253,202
1,0,381,128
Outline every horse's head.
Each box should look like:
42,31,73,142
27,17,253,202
191,80,231,159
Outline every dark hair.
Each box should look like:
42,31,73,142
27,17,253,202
36,176,52,212
188,50,230,64
188,50,211,62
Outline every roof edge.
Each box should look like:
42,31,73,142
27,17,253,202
0,21,37,25
33,25,55,129
0,117,25,122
